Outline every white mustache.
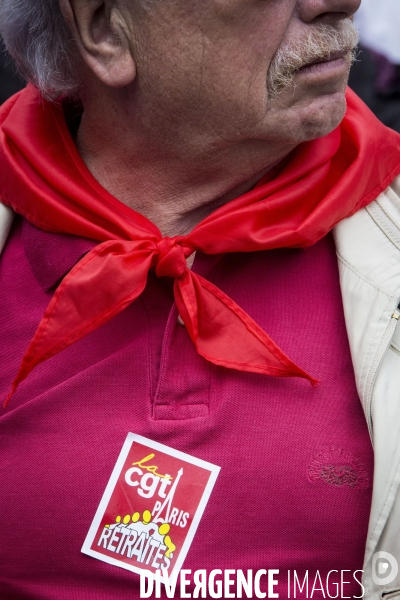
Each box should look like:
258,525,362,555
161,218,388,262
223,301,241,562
267,20,359,100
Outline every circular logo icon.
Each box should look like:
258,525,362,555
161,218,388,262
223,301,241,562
372,551,399,586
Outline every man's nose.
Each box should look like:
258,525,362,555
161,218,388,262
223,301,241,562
297,0,361,23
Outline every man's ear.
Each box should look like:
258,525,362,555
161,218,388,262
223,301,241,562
59,0,136,87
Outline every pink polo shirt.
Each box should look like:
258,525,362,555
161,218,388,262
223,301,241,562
0,216,373,599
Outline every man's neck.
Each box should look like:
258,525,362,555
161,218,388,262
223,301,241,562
75,95,295,237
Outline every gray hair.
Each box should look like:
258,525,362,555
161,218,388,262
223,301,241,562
0,0,81,99
0,0,155,100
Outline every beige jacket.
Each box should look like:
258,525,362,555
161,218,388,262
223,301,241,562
333,176,400,599
2,177,400,598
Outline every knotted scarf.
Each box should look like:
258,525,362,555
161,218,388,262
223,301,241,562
2,84,400,404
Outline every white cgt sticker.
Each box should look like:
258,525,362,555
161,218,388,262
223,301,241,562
82,433,220,580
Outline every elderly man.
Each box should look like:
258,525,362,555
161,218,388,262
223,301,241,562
1,0,400,598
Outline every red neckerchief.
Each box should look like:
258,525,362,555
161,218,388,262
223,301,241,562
2,84,400,404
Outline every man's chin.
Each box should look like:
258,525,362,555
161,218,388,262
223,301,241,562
298,90,348,140
267,84,348,143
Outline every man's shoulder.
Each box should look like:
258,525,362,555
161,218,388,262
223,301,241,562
333,173,400,285
0,203,13,255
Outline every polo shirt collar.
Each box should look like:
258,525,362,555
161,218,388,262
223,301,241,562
22,217,97,292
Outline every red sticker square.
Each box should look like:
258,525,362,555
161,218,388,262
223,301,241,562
82,433,220,578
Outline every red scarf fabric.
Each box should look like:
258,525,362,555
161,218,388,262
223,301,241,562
2,84,400,404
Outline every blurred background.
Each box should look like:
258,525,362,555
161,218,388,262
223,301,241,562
1,1,400,132
349,0,400,132
0,37,24,105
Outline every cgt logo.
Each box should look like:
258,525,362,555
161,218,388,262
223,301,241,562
372,551,399,586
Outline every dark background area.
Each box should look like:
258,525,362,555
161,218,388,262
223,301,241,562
349,45,400,132
0,39,25,104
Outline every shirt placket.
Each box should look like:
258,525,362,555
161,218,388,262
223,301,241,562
152,252,222,421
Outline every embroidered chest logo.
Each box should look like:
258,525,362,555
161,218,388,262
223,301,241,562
82,433,220,579
308,447,369,490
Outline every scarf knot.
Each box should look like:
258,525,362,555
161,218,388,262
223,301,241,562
155,237,189,279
